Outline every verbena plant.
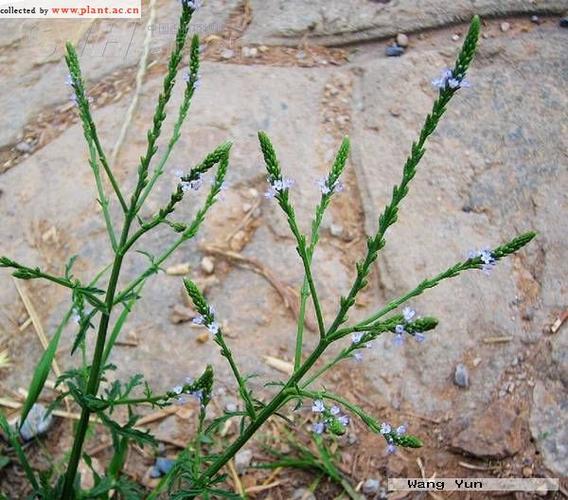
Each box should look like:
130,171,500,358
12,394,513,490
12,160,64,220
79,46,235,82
0,2,535,498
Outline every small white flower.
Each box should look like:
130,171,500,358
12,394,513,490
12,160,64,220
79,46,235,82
312,400,325,413
351,332,364,344
380,422,391,434
403,307,415,322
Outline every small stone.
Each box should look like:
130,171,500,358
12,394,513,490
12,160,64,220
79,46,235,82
234,449,253,474
224,399,238,413
473,357,482,367
522,466,533,477
258,45,269,53
242,202,252,212
19,404,54,441
454,363,469,388
560,18,568,28
451,34,460,41
500,22,511,32
166,262,191,276
452,400,522,458
396,33,409,47
156,457,174,475
15,141,32,154
362,479,380,495
201,256,215,274
170,304,195,324
530,15,540,24
221,49,234,60
196,332,209,343
292,488,316,500
242,46,258,58
385,44,404,57
330,223,344,237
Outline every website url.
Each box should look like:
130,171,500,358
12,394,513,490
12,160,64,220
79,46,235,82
0,1,141,18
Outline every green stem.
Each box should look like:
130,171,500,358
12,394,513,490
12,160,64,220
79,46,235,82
214,333,256,418
61,217,134,498
294,280,309,370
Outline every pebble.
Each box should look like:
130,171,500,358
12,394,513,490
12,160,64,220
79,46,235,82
385,44,404,57
454,363,469,388
221,49,234,60
19,404,53,441
242,46,258,58
201,256,215,274
234,449,253,474
500,22,511,32
473,357,482,367
396,33,409,47
560,17,568,28
530,15,540,24
15,141,32,154
362,479,380,495
292,488,316,500
224,401,238,413
451,34,460,41
150,457,174,478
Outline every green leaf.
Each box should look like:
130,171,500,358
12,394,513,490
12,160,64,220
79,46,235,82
20,312,70,425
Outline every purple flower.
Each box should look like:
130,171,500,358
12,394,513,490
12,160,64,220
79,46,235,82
353,351,364,362
386,442,397,454
65,74,74,87
351,332,364,344
316,177,344,195
414,332,426,343
192,314,205,325
181,175,203,192
395,324,406,335
180,0,202,9
468,247,496,275
380,422,391,435
312,421,326,434
71,308,81,325
432,68,470,90
403,307,415,322
396,424,407,436
338,415,350,427
264,177,294,199
312,400,325,413
394,324,406,346
207,321,219,335
172,385,183,395
330,405,340,416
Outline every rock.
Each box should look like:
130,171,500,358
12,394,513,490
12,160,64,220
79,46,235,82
330,223,344,237
362,478,380,495
352,27,567,419
451,33,460,41
500,22,511,32
156,457,175,475
19,404,53,441
170,304,196,324
15,141,32,154
386,45,405,57
225,402,237,413
242,0,568,47
396,33,409,47
472,357,482,367
560,17,568,28
201,256,215,274
454,363,469,388
221,49,234,59
530,15,540,24
242,46,258,58
452,400,522,458
234,449,253,474
530,381,568,476
166,262,191,276
292,488,316,500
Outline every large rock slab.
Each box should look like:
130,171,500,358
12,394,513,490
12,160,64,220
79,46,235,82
0,61,356,400
0,0,237,148
243,0,568,46
350,24,567,428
